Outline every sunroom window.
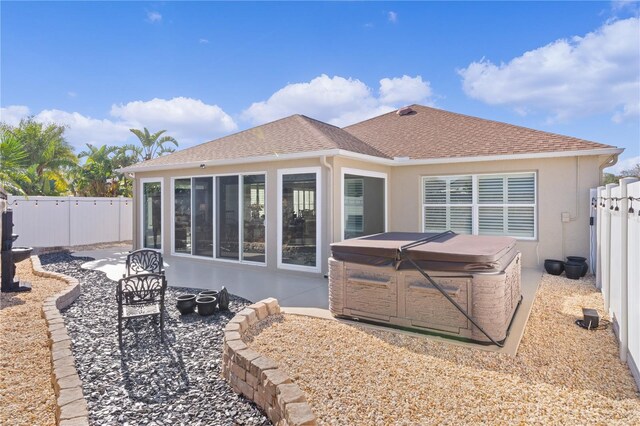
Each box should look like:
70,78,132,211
423,172,536,239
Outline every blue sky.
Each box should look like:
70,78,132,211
1,1,639,172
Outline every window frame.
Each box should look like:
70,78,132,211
169,172,267,266
139,177,164,253
421,171,537,241
340,168,388,241
277,167,322,273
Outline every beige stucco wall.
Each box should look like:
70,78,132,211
387,155,608,268
133,153,609,274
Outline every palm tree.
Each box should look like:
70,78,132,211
9,118,77,195
74,144,120,196
0,129,30,194
124,128,178,162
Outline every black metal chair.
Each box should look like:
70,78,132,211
117,273,167,346
123,249,164,277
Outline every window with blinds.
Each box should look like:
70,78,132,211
423,172,536,239
344,178,364,233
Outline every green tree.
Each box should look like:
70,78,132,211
7,118,77,194
73,144,120,196
124,127,178,162
0,129,30,194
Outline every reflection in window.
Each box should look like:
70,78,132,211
343,174,385,239
143,182,162,249
282,173,317,268
243,175,266,263
174,179,191,254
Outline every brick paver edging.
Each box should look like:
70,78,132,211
222,298,317,426
31,255,89,426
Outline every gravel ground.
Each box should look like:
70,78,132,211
247,274,640,425
39,252,269,426
0,259,68,426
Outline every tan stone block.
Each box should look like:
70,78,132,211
226,339,248,355
285,402,317,426
262,369,291,397
246,372,258,389
234,348,260,370
58,387,84,407
49,322,66,333
52,347,73,362
57,373,82,391
277,383,306,409
224,322,241,333
50,329,70,344
254,388,266,409
228,315,249,333
237,379,254,399
268,405,282,424
59,398,88,421
54,363,77,381
263,298,280,315
250,356,278,379
237,308,258,326
230,362,246,381
52,340,72,353
248,302,269,320
225,331,242,342
59,417,89,426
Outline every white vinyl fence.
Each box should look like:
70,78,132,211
594,178,640,388
6,196,132,248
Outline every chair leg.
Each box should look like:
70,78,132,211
118,319,122,347
160,312,164,343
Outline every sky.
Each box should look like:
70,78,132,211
1,1,639,173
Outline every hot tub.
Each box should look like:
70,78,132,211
329,232,522,344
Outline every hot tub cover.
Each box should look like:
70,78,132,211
330,232,517,273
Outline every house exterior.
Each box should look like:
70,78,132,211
121,105,622,275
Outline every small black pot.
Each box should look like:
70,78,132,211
544,259,565,276
566,257,588,277
196,296,217,316
176,294,197,315
199,290,219,300
564,262,583,280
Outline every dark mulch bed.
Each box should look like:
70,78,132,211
39,252,269,426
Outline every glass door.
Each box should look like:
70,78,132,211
142,180,162,250
343,173,386,239
279,170,319,271
193,177,214,257
242,175,266,263
174,179,191,254
217,176,240,260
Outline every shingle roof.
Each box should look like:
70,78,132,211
123,104,619,172
127,114,389,171
343,105,616,160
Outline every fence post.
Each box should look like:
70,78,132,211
603,183,617,313
619,178,638,363
596,186,604,289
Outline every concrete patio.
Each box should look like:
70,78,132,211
72,246,329,308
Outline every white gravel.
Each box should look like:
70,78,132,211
246,274,640,425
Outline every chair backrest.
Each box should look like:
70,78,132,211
117,273,166,306
125,249,164,276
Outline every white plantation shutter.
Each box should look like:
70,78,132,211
345,178,364,233
423,176,472,234
424,172,536,239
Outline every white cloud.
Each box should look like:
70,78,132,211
242,74,434,127
147,11,162,23
0,105,31,126
379,75,432,105
110,97,237,145
605,155,640,175
199,38,209,44
1,97,237,150
388,11,398,24
67,91,77,98
36,109,132,148
459,17,640,123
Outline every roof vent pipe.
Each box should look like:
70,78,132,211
397,106,414,116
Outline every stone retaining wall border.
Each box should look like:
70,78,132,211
31,255,89,426
222,298,317,426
